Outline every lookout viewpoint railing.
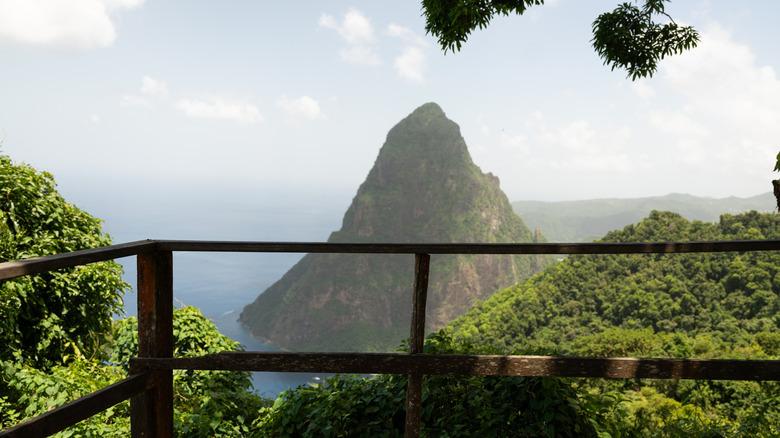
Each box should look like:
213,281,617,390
3,239,780,437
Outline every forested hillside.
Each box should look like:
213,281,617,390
448,210,780,353
444,210,780,435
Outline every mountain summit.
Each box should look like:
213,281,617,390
240,103,550,351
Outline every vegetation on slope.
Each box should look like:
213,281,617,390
448,210,780,352
446,210,780,435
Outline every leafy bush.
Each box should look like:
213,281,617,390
2,306,270,437
0,153,129,368
0,359,129,437
255,331,623,437
111,306,271,437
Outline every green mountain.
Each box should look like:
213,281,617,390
240,103,550,352
447,210,780,354
512,192,775,242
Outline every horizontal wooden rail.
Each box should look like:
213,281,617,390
3,239,779,283
130,352,780,381
0,372,155,438
0,240,156,281
155,239,780,255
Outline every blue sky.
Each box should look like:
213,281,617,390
2,0,779,209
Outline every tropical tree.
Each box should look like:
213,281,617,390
0,151,129,368
421,0,699,80
0,152,269,436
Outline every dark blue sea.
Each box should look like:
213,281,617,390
82,184,352,398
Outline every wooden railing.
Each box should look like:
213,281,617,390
2,239,780,437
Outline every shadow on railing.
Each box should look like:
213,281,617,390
2,239,780,437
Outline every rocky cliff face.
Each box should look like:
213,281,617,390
239,103,551,352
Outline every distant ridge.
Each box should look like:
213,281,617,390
240,103,551,352
512,192,775,242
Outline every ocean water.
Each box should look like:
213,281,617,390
87,186,351,397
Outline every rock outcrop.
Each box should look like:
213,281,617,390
239,103,551,351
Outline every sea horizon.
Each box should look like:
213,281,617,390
91,187,349,397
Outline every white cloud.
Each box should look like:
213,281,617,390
516,114,634,172
318,12,430,79
103,0,143,8
631,79,656,99
476,114,491,137
318,15,337,31
339,45,380,66
663,24,780,127
175,97,264,125
319,9,380,65
0,0,143,51
648,110,708,137
488,21,780,199
539,122,633,173
394,46,427,83
388,24,429,83
498,133,530,156
547,120,597,152
655,22,780,173
276,95,326,121
140,76,168,97
470,111,638,201
121,75,167,107
388,23,429,47
120,94,150,107
121,76,264,126
319,9,373,44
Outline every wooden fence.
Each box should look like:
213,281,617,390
2,239,780,437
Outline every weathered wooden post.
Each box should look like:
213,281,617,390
405,253,430,438
130,251,174,438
